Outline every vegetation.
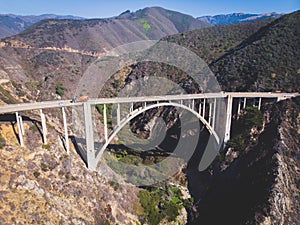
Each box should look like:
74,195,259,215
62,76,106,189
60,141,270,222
33,171,41,178
138,185,192,225
139,18,152,31
42,143,51,150
227,106,263,151
0,85,20,104
95,104,113,129
40,162,49,172
163,18,274,64
0,133,6,148
55,85,65,97
211,11,300,92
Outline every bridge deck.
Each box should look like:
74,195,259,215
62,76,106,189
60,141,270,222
0,92,298,114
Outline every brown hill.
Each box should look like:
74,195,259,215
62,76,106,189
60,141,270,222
0,7,210,102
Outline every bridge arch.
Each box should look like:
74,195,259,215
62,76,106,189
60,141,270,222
95,101,220,163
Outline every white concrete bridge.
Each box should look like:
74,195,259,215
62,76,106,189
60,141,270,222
0,92,298,170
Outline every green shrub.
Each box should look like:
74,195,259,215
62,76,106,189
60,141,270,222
0,133,6,148
227,134,247,152
55,85,65,97
29,125,38,132
163,201,180,222
138,185,190,225
33,171,40,178
139,18,152,31
42,143,51,150
138,189,162,225
40,162,48,172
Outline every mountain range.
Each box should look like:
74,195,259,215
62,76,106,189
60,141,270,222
197,12,283,25
0,9,283,39
0,14,84,39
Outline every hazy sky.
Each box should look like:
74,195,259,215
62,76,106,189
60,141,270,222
0,0,299,18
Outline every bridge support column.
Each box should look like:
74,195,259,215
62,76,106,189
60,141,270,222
199,101,202,116
62,107,70,154
237,98,241,118
130,102,133,113
192,99,195,111
83,102,96,170
15,112,24,147
117,103,121,127
224,95,233,144
243,97,247,109
40,109,47,144
258,97,262,110
103,104,108,143
208,102,212,125
202,99,206,118
212,98,217,129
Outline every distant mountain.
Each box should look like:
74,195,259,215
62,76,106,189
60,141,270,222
198,12,283,26
2,7,210,52
210,10,300,92
0,7,210,101
0,14,84,39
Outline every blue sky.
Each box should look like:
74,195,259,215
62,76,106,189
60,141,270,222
0,0,299,18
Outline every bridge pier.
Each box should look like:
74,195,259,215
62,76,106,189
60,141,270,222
61,107,70,154
15,112,24,147
224,95,233,143
83,102,96,170
40,109,47,144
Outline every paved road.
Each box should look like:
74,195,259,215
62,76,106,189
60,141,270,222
0,92,298,114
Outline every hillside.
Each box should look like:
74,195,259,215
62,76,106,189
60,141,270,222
0,7,210,102
210,10,300,92
162,18,274,63
0,14,84,39
198,12,282,26
0,11,282,40
94,19,275,100
2,7,210,51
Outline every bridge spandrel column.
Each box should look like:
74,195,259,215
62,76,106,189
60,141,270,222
243,97,247,109
208,102,212,125
258,97,262,110
202,99,206,118
212,98,217,129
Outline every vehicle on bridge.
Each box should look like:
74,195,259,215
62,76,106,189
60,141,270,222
71,96,89,103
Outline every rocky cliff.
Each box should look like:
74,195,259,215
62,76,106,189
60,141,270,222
186,97,300,225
